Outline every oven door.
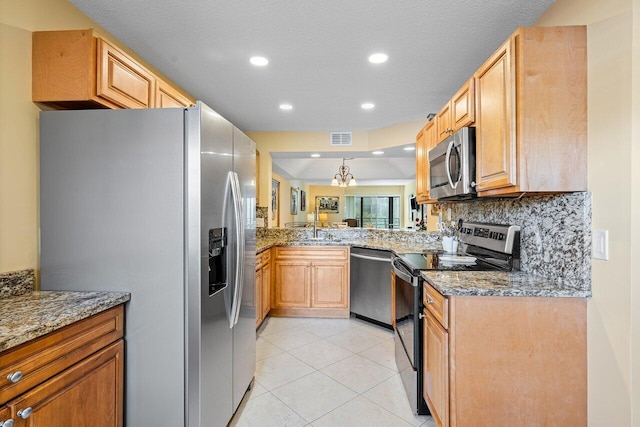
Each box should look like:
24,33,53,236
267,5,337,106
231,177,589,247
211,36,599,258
392,257,429,414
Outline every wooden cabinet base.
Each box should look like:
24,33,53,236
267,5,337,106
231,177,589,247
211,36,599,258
8,340,123,427
268,308,350,318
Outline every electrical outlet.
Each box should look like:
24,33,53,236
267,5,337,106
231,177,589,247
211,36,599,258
256,217,265,228
592,230,609,260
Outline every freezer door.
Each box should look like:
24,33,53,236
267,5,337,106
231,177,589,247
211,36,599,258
186,103,235,427
232,127,257,411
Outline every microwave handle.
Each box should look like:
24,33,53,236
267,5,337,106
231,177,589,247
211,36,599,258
445,140,456,189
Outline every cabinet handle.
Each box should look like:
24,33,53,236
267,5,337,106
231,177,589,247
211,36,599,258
419,312,425,320
17,407,32,419
1,419,15,427
426,298,434,304
7,371,22,383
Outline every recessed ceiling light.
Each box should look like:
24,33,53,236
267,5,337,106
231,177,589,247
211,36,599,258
361,103,375,110
372,151,384,155
368,53,388,64
250,56,269,66
403,146,416,151
311,153,320,158
279,104,293,110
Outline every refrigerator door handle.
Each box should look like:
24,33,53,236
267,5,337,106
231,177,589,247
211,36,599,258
228,171,243,328
231,172,245,326
225,171,239,328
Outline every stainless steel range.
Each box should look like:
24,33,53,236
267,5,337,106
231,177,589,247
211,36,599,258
392,221,521,415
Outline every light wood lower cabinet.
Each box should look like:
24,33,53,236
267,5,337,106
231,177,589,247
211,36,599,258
422,283,586,426
0,305,124,427
8,341,123,427
255,249,272,328
272,246,349,318
0,406,11,426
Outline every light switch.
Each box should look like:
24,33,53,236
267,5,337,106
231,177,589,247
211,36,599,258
256,217,265,228
592,230,609,260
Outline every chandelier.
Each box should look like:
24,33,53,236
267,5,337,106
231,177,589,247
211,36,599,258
331,158,357,187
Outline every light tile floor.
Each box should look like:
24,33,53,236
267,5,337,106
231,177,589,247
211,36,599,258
230,316,436,427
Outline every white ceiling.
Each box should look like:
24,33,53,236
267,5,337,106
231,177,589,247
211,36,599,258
69,0,554,184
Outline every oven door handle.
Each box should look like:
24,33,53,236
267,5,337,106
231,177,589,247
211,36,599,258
392,258,416,285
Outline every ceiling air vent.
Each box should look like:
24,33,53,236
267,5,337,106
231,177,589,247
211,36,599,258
330,132,352,146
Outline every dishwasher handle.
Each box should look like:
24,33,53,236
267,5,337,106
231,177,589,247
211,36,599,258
350,253,391,263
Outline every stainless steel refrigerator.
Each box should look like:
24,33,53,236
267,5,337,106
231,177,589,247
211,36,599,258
39,102,256,427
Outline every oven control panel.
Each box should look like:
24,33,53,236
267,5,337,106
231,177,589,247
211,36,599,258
459,222,520,254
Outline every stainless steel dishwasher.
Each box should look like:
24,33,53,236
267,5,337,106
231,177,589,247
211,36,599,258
350,246,393,328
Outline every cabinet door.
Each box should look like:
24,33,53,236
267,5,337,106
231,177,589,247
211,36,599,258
311,261,349,309
156,80,192,108
452,79,475,131
274,261,310,308
415,128,427,203
474,38,516,192
423,311,449,427
255,267,263,326
9,340,123,427
262,263,271,318
96,38,156,109
0,406,12,426
436,103,452,143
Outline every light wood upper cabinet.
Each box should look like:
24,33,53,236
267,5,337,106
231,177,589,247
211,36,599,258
156,79,193,108
415,119,437,205
435,79,475,144
451,79,475,131
96,38,156,109
474,26,587,196
474,38,516,192
272,246,349,317
416,118,437,204
436,103,452,142
33,29,193,110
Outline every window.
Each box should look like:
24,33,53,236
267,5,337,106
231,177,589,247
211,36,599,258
345,195,400,229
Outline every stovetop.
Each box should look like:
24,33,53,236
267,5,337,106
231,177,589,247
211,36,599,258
396,221,521,274
398,250,506,273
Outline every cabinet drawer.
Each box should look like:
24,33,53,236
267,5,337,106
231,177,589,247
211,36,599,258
424,283,448,329
0,305,124,405
275,246,348,260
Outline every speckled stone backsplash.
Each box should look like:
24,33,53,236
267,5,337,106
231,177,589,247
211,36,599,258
256,207,268,229
0,269,35,298
445,192,591,291
257,227,440,246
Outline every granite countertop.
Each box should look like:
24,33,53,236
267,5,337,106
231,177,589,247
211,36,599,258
257,237,440,255
422,271,591,298
0,291,131,353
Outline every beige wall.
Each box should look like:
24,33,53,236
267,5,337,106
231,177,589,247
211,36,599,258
0,0,192,274
536,1,638,425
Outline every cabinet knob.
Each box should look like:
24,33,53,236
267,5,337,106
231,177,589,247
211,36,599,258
17,407,32,419
7,371,22,383
419,312,425,320
1,419,15,427
470,181,477,188
426,298,434,304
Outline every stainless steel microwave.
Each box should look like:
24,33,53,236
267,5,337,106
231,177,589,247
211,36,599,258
428,127,476,200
